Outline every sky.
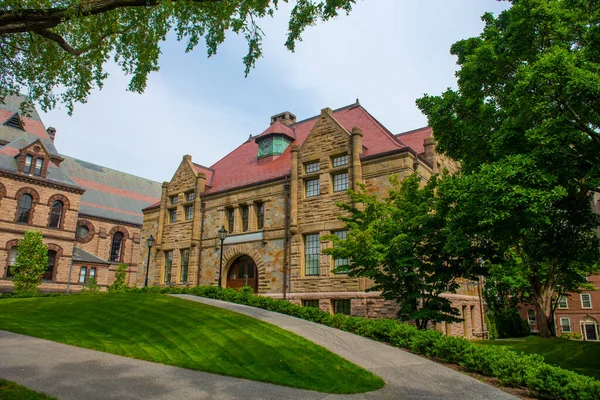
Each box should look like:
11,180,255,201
41,0,510,183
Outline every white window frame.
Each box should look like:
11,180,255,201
560,317,571,333
557,295,568,309
527,309,537,325
581,293,592,309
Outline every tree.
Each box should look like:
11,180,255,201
12,230,48,296
417,0,600,337
323,174,482,329
1,0,357,113
109,263,128,292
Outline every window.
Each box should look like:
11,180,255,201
303,300,319,308
24,155,33,173
169,208,177,223
305,178,320,197
186,191,195,202
333,230,350,274
6,247,17,278
560,318,571,333
180,249,189,283
227,208,235,233
333,172,348,192
17,194,33,223
256,202,264,230
185,206,193,221
581,293,592,309
305,161,320,174
304,233,320,276
109,232,124,262
333,300,351,315
241,205,249,232
49,200,63,228
44,250,56,280
558,295,568,309
79,266,97,284
527,309,537,325
77,225,89,239
164,250,173,284
170,195,178,205
332,154,348,168
34,158,42,176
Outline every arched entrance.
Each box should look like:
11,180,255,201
226,255,258,293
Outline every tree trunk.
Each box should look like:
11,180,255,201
532,286,554,338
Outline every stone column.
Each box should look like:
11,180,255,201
351,127,363,190
156,182,169,247
248,202,257,231
423,137,437,172
192,172,206,242
290,145,299,230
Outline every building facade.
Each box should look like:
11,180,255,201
0,95,162,292
140,102,483,338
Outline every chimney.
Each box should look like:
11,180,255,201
46,127,56,142
270,111,296,126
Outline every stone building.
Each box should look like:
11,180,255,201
141,101,484,338
0,95,161,292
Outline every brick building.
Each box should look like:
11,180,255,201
140,101,484,338
0,95,162,292
519,192,600,341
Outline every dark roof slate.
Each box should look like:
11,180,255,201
72,247,110,264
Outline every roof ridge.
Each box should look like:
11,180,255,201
355,105,404,149
192,162,215,172
395,126,430,136
288,101,361,128
60,154,161,185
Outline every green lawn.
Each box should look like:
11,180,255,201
0,378,57,400
0,294,383,394
476,335,600,380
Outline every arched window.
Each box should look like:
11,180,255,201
44,250,56,281
49,200,63,228
6,247,18,277
17,194,33,223
110,232,124,262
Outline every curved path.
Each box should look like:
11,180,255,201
0,295,516,400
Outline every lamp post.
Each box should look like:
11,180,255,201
217,226,228,288
144,234,155,287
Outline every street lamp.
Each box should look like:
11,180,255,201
144,234,155,287
217,226,228,288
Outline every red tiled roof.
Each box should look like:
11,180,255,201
206,104,406,194
0,109,49,139
193,163,215,187
256,121,295,141
0,145,19,157
395,127,432,154
70,176,161,203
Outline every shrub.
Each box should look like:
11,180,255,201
80,277,100,294
108,263,128,292
560,332,582,340
485,313,498,340
490,310,530,338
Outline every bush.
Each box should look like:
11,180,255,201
80,277,100,294
561,332,582,340
489,310,530,338
137,285,600,400
485,314,498,340
108,263,128,292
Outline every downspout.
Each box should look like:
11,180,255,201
196,200,206,287
283,180,290,299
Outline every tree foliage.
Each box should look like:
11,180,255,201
417,0,600,337
0,0,356,113
109,263,128,292
12,230,48,296
323,174,482,329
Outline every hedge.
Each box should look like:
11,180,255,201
2,286,599,400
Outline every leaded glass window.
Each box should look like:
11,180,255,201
332,154,348,167
333,172,348,192
169,208,177,223
303,300,319,308
333,300,351,315
180,249,189,283
49,200,63,228
305,178,320,197
333,230,350,274
110,232,124,262
227,208,235,233
164,250,173,284
185,206,193,221
304,233,320,276
256,202,264,229
305,162,320,174
242,205,249,232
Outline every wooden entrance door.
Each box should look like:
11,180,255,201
226,256,258,292
584,324,598,341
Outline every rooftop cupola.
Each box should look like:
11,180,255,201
270,111,296,126
255,121,295,160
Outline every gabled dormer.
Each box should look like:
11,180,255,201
4,113,24,130
17,139,50,178
255,113,296,162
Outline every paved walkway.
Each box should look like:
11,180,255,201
0,295,516,400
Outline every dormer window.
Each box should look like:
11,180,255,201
4,113,23,130
24,155,33,174
257,136,292,159
34,158,42,176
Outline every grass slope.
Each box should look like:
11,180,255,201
0,379,57,400
476,336,600,379
0,294,383,394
